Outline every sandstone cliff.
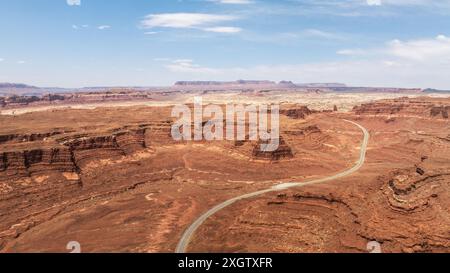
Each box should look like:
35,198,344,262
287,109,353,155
280,106,313,119
252,136,294,161
353,97,450,119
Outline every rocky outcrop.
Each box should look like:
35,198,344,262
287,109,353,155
284,125,321,136
0,124,155,250
281,106,312,119
353,102,404,115
353,98,450,118
430,106,449,119
0,151,28,177
199,165,450,253
144,121,174,145
0,147,77,179
56,128,147,168
0,127,147,180
60,128,146,152
62,135,118,150
115,129,147,154
0,131,66,145
385,168,448,206
0,90,154,109
357,167,450,252
278,81,297,88
252,136,294,161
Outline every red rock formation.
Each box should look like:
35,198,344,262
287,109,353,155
0,124,155,249
281,106,312,119
0,90,154,109
430,106,449,119
284,125,321,136
0,127,147,180
115,129,147,154
0,131,67,145
353,97,450,118
252,136,294,161
0,147,77,179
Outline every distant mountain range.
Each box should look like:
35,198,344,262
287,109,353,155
175,80,278,86
0,83,76,96
0,83,38,89
0,83,42,96
174,80,346,89
423,88,450,93
2,81,450,97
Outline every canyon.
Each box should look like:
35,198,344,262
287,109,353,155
0,92,449,253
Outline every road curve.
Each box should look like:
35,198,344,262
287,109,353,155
175,119,370,253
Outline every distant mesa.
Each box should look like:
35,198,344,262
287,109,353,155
296,83,347,88
236,80,276,85
0,83,45,97
173,81,348,88
0,81,442,107
0,83,38,89
174,80,278,86
278,81,297,88
423,88,450,93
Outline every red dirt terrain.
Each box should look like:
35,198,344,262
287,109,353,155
0,96,449,253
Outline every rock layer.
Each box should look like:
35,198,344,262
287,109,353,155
353,97,450,118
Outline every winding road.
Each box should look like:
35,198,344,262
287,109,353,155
175,119,370,253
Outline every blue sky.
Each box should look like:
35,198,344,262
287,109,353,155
1,0,450,88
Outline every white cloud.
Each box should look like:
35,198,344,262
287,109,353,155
144,31,160,35
0,58,4,62
141,13,236,29
160,35,450,89
153,58,170,62
338,35,450,61
66,0,80,6
163,60,450,89
387,35,450,61
353,0,450,7
98,25,111,30
337,49,367,55
72,24,89,30
17,61,26,64
364,0,450,9
248,0,450,18
165,59,219,74
203,26,242,33
367,0,382,6
383,60,401,66
370,0,446,6
303,29,344,40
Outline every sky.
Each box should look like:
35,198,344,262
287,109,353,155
0,0,450,88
